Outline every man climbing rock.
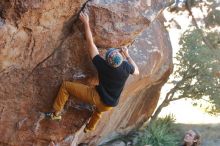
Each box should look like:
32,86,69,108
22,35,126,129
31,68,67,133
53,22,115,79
46,11,139,133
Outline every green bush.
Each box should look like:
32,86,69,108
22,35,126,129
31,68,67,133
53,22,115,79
136,115,181,146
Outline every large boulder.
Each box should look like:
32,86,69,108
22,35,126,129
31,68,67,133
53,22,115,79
0,0,172,145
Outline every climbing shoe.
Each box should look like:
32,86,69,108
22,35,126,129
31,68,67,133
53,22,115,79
45,112,62,121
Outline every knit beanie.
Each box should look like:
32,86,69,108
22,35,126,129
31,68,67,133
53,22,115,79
105,48,123,68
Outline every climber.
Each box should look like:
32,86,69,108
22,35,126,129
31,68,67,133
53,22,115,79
45,11,139,133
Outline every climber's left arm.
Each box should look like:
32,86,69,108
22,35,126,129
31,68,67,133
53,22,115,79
79,12,99,59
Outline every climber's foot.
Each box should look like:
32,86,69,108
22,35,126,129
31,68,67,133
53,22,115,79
45,112,62,121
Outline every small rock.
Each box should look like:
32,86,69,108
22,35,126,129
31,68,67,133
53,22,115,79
127,141,132,146
110,141,126,146
78,143,88,146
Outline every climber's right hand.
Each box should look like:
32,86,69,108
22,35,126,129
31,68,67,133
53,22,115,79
79,12,89,25
121,47,129,58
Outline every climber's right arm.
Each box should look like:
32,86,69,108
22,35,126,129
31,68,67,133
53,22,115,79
121,47,139,75
80,12,99,59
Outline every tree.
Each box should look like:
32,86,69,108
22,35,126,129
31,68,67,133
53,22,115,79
151,0,220,120
151,28,220,121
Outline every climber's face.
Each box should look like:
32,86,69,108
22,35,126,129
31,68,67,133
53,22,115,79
183,130,197,144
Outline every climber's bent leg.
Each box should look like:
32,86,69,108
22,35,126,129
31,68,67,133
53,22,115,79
84,92,113,132
53,81,95,114
84,110,102,132
52,80,112,131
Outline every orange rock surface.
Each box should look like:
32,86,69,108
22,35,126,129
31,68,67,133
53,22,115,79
0,0,172,145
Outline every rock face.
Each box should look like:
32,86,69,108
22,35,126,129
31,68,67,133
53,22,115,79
0,0,172,145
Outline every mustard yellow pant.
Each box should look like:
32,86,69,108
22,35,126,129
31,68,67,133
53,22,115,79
53,81,112,131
